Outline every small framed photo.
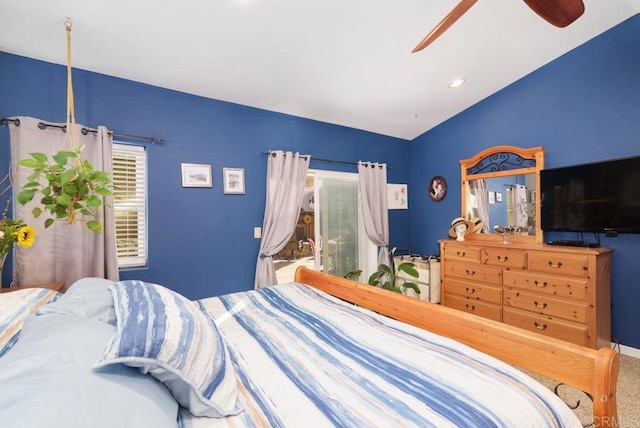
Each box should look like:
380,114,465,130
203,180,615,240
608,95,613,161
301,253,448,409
495,192,503,203
182,163,212,188
428,176,447,202
223,167,245,194
488,191,495,204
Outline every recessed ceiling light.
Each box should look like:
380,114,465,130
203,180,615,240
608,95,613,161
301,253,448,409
449,77,466,88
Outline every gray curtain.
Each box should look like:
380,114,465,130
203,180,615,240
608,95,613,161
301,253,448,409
9,116,119,287
254,151,310,288
358,161,389,268
470,179,490,233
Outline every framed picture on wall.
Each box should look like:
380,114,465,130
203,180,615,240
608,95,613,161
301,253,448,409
488,191,495,204
496,192,503,203
428,176,447,202
387,183,408,209
182,163,212,188
223,167,245,194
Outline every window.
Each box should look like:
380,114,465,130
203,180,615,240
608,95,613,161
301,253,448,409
112,143,147,268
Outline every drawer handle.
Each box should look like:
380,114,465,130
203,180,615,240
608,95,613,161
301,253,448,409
534,301,548,309
533,280,548,288
548,261,563,269
497,256,509,262
456,251,466,257
465,287,476,294
465,269,476,276
533,322,548,331
465,304,475,311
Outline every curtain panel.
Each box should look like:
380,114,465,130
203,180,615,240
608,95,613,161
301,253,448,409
469,179,490,233
357,161,389,268
9,116,119,287
254,151,310,288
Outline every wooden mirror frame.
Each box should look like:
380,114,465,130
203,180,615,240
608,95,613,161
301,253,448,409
460,145,545,244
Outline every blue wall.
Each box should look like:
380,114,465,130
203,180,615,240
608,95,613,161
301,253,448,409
0,52,411,300
410,14,640,348
2,13,638,349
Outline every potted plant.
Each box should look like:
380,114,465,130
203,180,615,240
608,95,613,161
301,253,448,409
345,248,420,295
16,147,112,233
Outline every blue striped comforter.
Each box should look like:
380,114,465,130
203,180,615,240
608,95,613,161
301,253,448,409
182,283,580,427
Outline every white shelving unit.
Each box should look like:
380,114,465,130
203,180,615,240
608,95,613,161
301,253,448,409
394,255,441,303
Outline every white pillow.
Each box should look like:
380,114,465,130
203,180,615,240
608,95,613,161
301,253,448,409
93,280,243,418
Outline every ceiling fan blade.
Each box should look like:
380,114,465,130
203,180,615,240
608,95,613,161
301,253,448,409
411,0,478,53
522,0,585,28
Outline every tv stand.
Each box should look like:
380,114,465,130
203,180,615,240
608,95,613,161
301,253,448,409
547,240,600,248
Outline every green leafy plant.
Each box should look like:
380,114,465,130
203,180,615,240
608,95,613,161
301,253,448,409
16,148,112,233
345,249,420,295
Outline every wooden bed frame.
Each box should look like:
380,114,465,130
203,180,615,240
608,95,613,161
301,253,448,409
294,267,619,428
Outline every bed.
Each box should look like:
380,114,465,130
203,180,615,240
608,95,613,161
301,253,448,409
0,269,618,428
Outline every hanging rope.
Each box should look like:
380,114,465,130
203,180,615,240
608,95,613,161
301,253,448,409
64,17,78,150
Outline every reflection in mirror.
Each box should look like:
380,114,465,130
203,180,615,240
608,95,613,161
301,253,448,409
466,174,536,236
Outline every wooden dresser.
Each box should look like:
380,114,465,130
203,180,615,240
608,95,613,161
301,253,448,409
440,239,612,349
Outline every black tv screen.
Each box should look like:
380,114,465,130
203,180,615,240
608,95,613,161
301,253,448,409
540,156,640,234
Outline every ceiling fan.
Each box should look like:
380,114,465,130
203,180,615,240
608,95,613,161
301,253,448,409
412,0,585,53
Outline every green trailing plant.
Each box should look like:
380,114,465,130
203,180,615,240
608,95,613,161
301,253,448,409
345,249,420,295
16,147,112,233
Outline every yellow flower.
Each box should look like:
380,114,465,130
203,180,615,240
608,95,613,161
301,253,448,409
16,225,36,248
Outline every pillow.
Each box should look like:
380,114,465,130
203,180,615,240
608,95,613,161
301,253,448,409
37,277,116,325
93,280,243,418
0,288,60,357
0,312,179,428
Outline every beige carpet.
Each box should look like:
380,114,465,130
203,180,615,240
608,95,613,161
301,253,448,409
519,354,639,427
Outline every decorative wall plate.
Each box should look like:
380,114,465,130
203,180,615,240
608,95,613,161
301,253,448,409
429,176,447,202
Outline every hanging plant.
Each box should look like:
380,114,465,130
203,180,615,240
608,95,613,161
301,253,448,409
16,147,112,233
15,18,112,234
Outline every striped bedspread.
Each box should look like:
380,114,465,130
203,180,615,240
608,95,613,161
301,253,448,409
0,288,61,357
182,282,580,428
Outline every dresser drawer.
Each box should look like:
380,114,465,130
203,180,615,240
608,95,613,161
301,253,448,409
445,278,502,304
528,251,589,278
503,307,588,347
444,294,502,322
503,288,588,323
444,261,503,286
503,270,589,300
482,247,527,269
443,243,480,263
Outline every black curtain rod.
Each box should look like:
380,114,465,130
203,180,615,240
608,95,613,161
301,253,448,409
1,117,166,144
261,151,391,169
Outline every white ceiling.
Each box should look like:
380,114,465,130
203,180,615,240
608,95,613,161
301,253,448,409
1,0,639,140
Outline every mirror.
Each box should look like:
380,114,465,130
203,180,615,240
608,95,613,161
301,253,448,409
460,145,544,244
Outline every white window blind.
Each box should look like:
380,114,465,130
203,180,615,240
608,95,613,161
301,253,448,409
112,143,147,268
506,187,515,226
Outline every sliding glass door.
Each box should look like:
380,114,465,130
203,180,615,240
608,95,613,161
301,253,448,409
313,170,376,279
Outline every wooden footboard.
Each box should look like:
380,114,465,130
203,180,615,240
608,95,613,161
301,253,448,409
294,267,619,428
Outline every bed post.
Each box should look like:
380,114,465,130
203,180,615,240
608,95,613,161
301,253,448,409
593,347,620,428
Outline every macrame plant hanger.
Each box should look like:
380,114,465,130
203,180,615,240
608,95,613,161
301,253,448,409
14,17,112,233
64,17,80,164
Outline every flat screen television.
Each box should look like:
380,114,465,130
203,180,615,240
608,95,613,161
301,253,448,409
540,155,640,234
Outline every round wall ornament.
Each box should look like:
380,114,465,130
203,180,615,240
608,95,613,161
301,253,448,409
429,176,447,202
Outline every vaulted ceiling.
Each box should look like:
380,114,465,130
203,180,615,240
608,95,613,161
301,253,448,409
1,0,639,140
